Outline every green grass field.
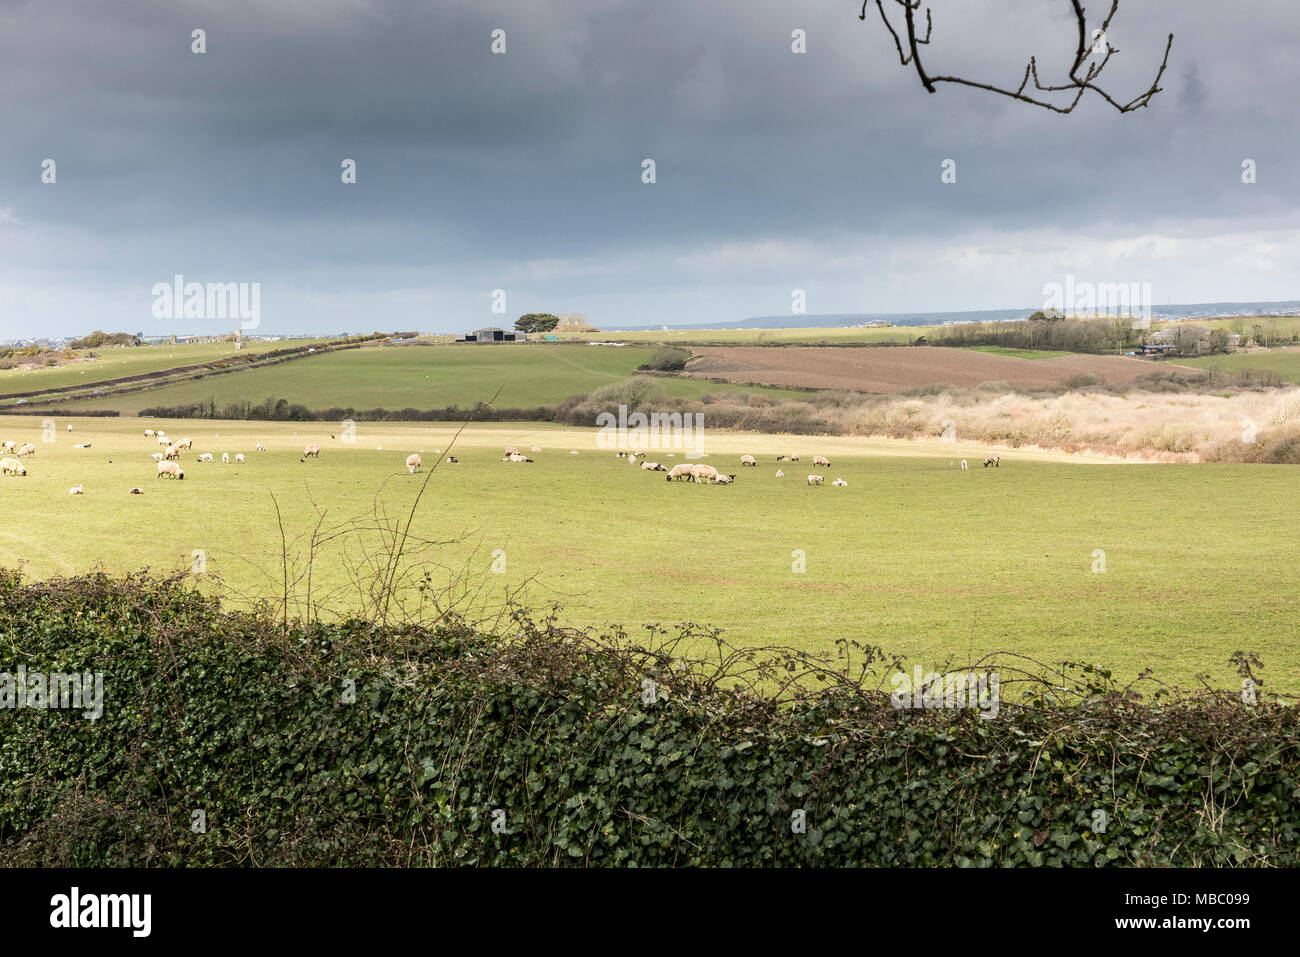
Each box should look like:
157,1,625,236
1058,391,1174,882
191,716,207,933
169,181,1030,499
1180,347,1300,383
61,343,806,412
962,346,1072,360
567,325,925,345
0,415,1293,693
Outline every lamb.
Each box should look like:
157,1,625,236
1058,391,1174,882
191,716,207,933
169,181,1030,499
776,469,785,478
174,437,193,450
807,474,824,485
406,453,422,473
149,453,163,463
157,436,171,446
714,473,736,485
984,454,1000,468
157,461,184,479
813,455,830,467
143,430,156,438
255,443,267,452
2,441,15,453
129,487,143,495
640,462,666,471
304,443,321,458
221,452,230,464
0,457,26,476
74,443,91,449
776,455,787,462
740,455,757,467
789,454,799,461
165,445,182,461
197,453,214,463
235,453,245,463
961,460,968,470
502,453,533,463
832,478,847,487
16,443,35,457
68,484,83,495
665,464,695,482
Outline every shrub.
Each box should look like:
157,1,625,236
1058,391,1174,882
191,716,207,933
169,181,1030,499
641,347,691,372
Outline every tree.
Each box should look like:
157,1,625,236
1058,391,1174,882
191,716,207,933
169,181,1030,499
861,1,1173,114
515,313,560,334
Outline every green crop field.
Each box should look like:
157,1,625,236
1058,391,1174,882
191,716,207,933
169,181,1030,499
0,414,1293,693
1180,347,1300,383
61,343,807,412
962,346,1072,360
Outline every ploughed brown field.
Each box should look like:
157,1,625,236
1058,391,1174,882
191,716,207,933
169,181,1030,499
683,346,1192,393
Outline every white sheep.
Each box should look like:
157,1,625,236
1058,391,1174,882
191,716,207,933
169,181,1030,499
256,443,267,452
832,478,847,487
502,453,533,463
984,454,1000,468
235,453,245,463
961,460,968,470
406,453,422,473
807,474,824,485
776,469,785,478
304,443,321,458
68,484,84,495
530,446,542,452
16,443,35,457
149,453,163,463
740,454,757,467
157,461,184,479
221,452,230,464
164,445,180,461
690,464,720,484
0,457,27,476
1,441,15,453
665,464,694,482
714,473,735,485
813,455,830,467
144,429,156,438
174,437,193,450
198,453,213,463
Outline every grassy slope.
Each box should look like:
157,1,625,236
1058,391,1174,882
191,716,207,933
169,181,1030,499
0,340,330,395
1180,347,1300,383
0,415,1293,692
64,344,807,412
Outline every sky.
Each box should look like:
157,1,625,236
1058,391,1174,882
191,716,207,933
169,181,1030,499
1,0,1298,337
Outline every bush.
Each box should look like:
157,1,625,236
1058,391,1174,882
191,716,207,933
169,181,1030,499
641,347,691,372
1,571,1296,867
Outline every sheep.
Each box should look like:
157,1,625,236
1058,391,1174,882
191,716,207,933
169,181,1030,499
74,443,91,449
143,429,156,438
832,478,847,487
690,463,720,484
304,443,321,458
504,446,521,456
776,455,787,462
221,452,230,464
16,443,35,457
813,455,830,467
807,474,824,485
983,454,1000,468
502,453,533,463
66,425,72,432
149,453,163,463
665,464,695,482
197,453,214,463
570,450,579,455
68,484,83,495
789,454,799,461
447,456,459,463
255,443,267,452
0,457,26,476
714,473,737,485
776,469,785,478
406,453,422,473
164,445,180,461
530,446,542,452
641,461,667,471
961,460,969,470
157,461,184,479
740,455,757,467
174,437,193,450
2,441,15,453
631,449,648,458
129,487,143,495
157,435,171,446
235,453,245,463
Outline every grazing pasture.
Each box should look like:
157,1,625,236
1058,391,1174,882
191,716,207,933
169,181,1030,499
0,415,1294,692
1181,346,1300,384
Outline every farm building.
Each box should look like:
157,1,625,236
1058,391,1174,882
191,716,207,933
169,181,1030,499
456,326,520,343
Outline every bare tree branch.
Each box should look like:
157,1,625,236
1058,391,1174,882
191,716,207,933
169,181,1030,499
860,0,1173,114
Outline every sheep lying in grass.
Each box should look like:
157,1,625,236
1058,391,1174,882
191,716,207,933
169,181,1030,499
0,457,27,476
68,484,84,495
807,474,824,485
832,478,847,487
502,453,533,463
129,487,143,494
641,461,666,471
406,453,422,473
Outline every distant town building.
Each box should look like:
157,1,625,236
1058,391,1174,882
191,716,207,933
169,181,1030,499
456,326,520,343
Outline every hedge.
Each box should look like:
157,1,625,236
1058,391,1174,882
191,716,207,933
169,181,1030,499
0,571,1295,866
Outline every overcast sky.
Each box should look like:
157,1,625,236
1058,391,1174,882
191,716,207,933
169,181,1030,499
1,0,1297,337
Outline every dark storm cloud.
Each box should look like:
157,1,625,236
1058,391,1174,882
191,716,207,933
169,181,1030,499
1,0,1298,334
